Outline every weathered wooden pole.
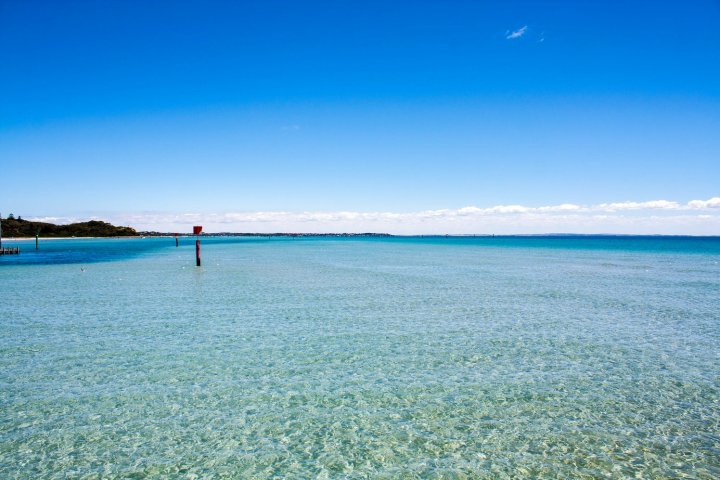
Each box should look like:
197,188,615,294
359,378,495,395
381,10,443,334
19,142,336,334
175,233,179,247
193,226,202,266
0,212,3,249
35,234,38,250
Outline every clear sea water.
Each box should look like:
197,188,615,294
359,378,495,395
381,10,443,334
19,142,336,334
1,236,719,479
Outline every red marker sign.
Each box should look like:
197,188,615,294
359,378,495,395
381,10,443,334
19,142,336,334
193,226,203,266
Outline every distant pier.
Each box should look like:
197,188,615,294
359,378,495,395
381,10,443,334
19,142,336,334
0,247,20,255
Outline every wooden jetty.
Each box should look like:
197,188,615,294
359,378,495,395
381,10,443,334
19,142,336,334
0,247,20,255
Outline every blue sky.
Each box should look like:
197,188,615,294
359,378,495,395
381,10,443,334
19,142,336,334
1,0,719,233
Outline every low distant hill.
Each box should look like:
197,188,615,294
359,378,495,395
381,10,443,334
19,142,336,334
1,217,137,237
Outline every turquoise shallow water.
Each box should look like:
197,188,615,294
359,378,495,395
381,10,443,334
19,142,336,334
1,236,719,478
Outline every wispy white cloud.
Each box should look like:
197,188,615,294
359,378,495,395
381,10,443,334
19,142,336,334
537,204,581,212
25,197,720,235
687,197,720,209
23,215,98,224
506,25,528,39
594,200,680,211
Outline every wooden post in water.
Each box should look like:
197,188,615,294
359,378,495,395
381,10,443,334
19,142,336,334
0,212,3,249
193,226,202,266
175,233,179,247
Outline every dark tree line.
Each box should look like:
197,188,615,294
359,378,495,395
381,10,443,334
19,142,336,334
0,217,137,237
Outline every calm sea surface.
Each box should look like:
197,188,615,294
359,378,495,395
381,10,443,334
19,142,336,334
1,236,719,478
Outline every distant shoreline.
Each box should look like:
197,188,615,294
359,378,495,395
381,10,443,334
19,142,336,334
6,236,145,241
4,233,718,241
